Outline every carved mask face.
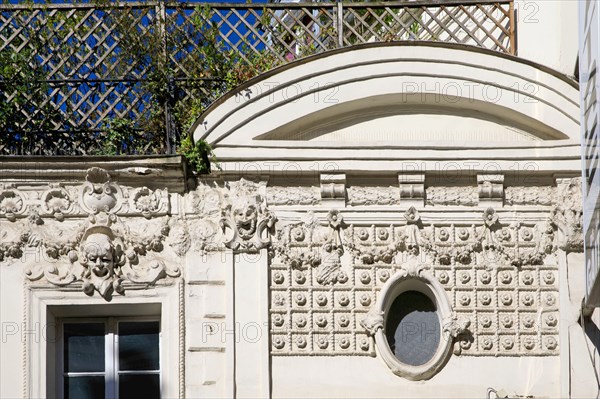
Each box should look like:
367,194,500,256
234,204,257,239
82,233,115,277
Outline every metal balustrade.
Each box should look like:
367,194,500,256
0,1,515,155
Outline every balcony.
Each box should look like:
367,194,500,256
0,1,516,156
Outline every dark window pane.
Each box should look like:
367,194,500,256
385,291,440,366
118,321,160,371
64,376,105,399
119,374,160,399
64,323,105,373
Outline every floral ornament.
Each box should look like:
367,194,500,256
523,336,536,350
438,271,450,284
292,226,306,242
377,228,389,241
339,337,351,349
317,337,329,349
479,271,492,284
295,316,307,328
521,228,533,241
359,338,370,351
404,206,420,224
480,292,492,306
545,314,558,327
500,293,513,306
481,338,493,350
522,315,535,328
316,293,328,306
338,314,351,328
522,272,534,285
294,293,307,306
379,269,390,282
273,337,285,349
272,271,285,284
272,314,285,327
359,293,371,306
480,316,492,328
497,228,512,242
359,271,371,284
296,336,307,349
315,315,328,328
0,189,25,222
545,336,558,350
327,209,344,230
543,271,555,284
294,270,307,284
357,228,369,241
501,316,513,328
42,186,72,221
438,228,450,242
482,208,499,227
131,187,163,219
338,293,350,306
457,228,470,240
501,337,514,350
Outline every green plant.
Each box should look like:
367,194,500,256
178,135,216,174
95,118,139,155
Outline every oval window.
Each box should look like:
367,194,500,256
385,291,440,366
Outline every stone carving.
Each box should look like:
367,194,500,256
398,173,425,205
478,174,504,203
360,309,384,336
130,186,169,218
221,179,276,251
505,186,555,205
41,185,73,221
22,213,178,300
552,177,583,252
0,186,26,221
267,186,320,205
270,205,561,357
320,173,346,201
80,167,123,214
317,210,345,284
347,186,400,206
426,186,477,206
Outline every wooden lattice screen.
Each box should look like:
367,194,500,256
0,1,515,155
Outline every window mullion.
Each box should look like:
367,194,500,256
106,318,116,399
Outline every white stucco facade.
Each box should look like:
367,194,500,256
1,2,599,397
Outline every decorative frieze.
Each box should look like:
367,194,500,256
21,213,178,299
267,186,320,206
425,186,478,206
347,186,400,206
504,186,555,206
269,207,560,357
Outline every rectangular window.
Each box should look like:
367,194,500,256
61,318,161,399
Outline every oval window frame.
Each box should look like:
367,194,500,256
373,269,455,380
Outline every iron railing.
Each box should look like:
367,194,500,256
0,1,516,155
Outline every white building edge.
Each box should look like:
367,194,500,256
2,1,600,398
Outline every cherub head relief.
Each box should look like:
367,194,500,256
79,227,125,298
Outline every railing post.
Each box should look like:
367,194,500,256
509,1,517,55
337,1,343,48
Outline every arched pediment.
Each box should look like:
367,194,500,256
192,43,580,169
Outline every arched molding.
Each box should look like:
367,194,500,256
193,43,580,166
362,263,469,381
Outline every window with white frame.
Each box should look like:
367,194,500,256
60,318,161,399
